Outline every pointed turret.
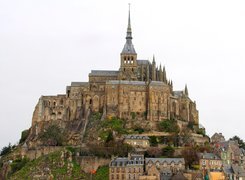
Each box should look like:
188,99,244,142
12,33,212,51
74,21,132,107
156,66,159,81
184,84,189,96
159,64,163,82
163,66,167,83
152,55,156,64
151,55,156,81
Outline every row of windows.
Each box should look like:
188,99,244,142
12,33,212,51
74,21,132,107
147,162,182,167
202,160,222,166
111,167,142,173
124,60,134,64
44,99,64,107
111,174,125,179
124,56,134,61
110,173,138,180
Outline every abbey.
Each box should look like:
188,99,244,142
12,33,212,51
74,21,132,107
30,10,198,142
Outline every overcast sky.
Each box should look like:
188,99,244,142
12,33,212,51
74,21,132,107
0,0,245,150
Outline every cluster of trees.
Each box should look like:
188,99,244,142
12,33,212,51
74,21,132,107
84,141,133,158
145,145,175,158
0,143,13,156
39,125,67,146
158,119,180,133
230,136,245,149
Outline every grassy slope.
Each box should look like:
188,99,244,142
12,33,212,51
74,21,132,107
9,150,109,180
10,151,88,180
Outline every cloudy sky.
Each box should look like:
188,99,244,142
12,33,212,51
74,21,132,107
0,0,245,149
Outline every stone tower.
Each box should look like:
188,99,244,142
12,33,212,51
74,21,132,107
119,6,138,81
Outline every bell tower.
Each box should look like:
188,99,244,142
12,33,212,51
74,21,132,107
119,4,137,80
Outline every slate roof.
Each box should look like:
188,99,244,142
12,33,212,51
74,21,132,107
231,164,245,177
71,82,89,87
217,141,240,155
145,158,185,164
198,153,220,160
150,81,166,86
137,60,150,65
110,157,144,167
171,173,188,180
122,40,136,54
106,80,146,85
173,91,184,97
89,70,119,76
110,158,128,167
124,135,150,140
223,165,233,175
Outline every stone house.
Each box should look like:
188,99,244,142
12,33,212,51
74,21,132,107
145,158,185,179
197,152,222,171
215,140,242,165
211,133,225,143
223,164,245,180
109,154,144,180
124,135,150,148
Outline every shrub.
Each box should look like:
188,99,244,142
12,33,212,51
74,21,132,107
105,131,114,143
19,129,30,144
101,117,126,134
162,145,175,157
134,127,144,134
39,125,67,146
149,136,158,146
146,147,162,158
10,157,29,175
158,119,179,133
131,112,136,119
0,143,12,156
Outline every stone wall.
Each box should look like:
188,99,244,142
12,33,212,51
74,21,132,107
21,146,63,160
76,156,110,173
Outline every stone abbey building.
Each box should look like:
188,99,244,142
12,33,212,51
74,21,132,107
29,9,199,144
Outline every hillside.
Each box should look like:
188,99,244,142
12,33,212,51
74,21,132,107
1,149,109,180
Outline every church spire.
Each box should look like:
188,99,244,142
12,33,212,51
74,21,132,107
121,4,136,54
126,4,132,39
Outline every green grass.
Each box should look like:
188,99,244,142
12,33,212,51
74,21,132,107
94,166,109,180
